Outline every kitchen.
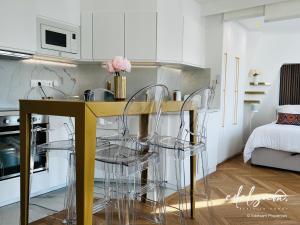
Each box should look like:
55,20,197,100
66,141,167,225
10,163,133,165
2,0,299,225
4,0,300,225
0,0,221,224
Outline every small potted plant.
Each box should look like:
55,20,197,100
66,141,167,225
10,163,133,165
249,69,261,86
106,56,131,101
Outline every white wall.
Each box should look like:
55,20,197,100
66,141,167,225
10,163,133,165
244,31,300,138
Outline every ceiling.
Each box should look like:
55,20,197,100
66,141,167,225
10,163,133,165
238,16,300,33
198,0,290,16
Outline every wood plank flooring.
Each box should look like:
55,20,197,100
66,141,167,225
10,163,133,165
30,155,300,225
201,155,300,225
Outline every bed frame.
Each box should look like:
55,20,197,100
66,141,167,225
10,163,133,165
251,148,300,172
251,64,300,172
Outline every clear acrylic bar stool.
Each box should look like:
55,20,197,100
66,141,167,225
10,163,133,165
26,85,77,224
28,86,120,224
94,84,169,225
154,88,214,225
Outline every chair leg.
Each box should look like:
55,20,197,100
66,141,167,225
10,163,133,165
63,152,76,225
174,153,186,225
153,159,166,225
199,151,214,225
115,165,130,225
105,163,113,225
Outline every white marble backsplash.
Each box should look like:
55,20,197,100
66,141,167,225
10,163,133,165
0,59,210,108
0,59,110,108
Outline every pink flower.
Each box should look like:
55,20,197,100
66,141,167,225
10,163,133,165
112,56,126,72
123,58,131,72
105,56,132,74
106,62,115,73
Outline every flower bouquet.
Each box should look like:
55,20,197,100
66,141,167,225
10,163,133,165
106,56,131,100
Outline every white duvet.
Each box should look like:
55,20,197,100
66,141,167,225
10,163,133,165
243,123,300,162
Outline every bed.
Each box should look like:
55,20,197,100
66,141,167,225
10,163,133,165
244,122,300,171
244,64,300,172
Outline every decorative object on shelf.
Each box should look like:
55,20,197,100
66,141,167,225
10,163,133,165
249,69,261,86
245,91,266,95
244,100,261,104
106,56,131,101
249,82,271,86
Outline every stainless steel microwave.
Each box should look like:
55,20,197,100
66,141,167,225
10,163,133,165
37,17,80,59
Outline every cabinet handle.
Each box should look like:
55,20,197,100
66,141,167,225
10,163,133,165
233,56,240,125
222,53,228,127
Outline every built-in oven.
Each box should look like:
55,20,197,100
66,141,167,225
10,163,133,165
0,110,48,181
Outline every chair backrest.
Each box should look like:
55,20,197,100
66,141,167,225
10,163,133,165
26,85,75,141
177,88,214,145
87,88,123,140
122,84,169,141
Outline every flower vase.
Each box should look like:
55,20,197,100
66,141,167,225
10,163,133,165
114,76,126,101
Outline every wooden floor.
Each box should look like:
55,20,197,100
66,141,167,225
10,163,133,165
31,155,300,225
203,155,300,225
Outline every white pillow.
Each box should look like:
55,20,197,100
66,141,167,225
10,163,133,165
277,105,300,114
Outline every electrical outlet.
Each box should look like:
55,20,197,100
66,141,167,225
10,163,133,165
31,80,54,88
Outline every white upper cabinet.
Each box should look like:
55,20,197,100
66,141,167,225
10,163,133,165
0,0,35,53
182,16,205,67
35,0,80,26
81,12,93,60
80,0,205,66
93,12,125,60
156,13,183,63
125,12,157,61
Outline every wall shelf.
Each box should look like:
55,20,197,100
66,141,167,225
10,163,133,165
249,82,271,86
244,100,261,104
245,91,266,95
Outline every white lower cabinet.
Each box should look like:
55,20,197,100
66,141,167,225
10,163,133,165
206,111,220,174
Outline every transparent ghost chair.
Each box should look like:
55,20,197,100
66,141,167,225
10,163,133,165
26,85,77,224
29,86,118,224
153,88,214,225
94,84,169,225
